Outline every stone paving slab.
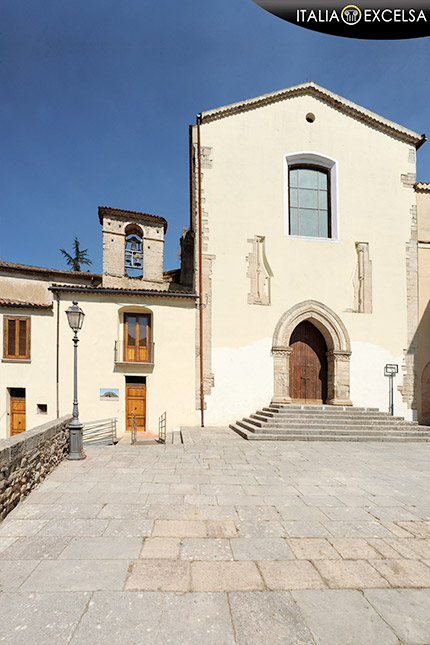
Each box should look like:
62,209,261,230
229,591,315,644
364,589,430,644
313,559,390,588
1,432,430,642
0,592,91,645
20,559,129,592
292,589,399,644
191,561,265,592
258,560,326,590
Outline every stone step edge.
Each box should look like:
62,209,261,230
230,425,430,442
248,415,417,426
266,405,380,411
256,411,409,421
236,419,428,432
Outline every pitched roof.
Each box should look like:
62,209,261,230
0,298,52,310
0,259,102,282
199,81,426,149
98,206,168,231
49,284,196,299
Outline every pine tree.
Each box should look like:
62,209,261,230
60,237,92,272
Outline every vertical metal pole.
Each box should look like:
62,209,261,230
389,374,394,416
68,331,86,460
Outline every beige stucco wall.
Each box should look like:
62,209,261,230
57,294,198,436
0,274,54,305
0,293,198,439
195,94,418,423
0,309,56,437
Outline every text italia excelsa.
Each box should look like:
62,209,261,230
296,8,427,22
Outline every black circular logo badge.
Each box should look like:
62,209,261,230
251,0,430,38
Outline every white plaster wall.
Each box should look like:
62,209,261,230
206,337,273,425
205,338,412,426
349,341,413,420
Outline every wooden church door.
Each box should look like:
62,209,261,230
289,321,328,403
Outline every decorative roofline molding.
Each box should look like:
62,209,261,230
98,206,168,231
415,182,430,192
199,82,426,149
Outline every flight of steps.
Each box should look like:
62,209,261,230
230,404,430,442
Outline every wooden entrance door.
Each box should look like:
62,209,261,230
126,383,146,432
289,321,328,403
10,389,26,436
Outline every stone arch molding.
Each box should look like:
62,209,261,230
271,300,352,406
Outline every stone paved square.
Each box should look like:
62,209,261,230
1,433,430,643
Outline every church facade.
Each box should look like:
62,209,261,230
1,82,429,439
189,82,428,426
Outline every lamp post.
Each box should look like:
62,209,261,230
66,301,86,460
384,363,398,416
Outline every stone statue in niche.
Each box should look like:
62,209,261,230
353,242,372,313
246,235,273,305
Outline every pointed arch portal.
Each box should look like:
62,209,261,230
271,300,352,406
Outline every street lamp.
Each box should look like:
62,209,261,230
66,301,86,460
384,363,398,416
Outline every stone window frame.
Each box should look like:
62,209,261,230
3,315,31,361
283,151,339,241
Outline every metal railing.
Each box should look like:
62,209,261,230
158,411,167,444
114,341,155,365
83,418,117,445
130,411,137,445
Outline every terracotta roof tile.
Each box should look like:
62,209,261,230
0,298,52,310
0,259,101,281
49,284,196,298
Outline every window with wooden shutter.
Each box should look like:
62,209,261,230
124,313,151,362
4,317,30,359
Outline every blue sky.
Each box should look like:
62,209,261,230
1,0,429,272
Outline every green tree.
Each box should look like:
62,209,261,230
60,237,92,272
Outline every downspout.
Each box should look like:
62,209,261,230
56,292,60,418
197,113,205,427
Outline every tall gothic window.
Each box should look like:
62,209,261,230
125,228,143,277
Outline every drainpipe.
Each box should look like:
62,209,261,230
56,292,60,418
197,113,205,427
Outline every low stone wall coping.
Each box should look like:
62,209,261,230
0,415,72,520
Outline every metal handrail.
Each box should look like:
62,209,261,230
114,341,155,364
83,418,117,445
158,411,167,444
130,411,137,445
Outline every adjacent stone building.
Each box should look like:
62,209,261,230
1,82,429,438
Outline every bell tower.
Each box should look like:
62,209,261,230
98,206,167,289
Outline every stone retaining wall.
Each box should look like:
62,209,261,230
0,415,71,520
